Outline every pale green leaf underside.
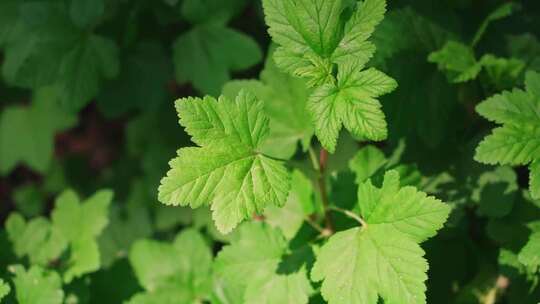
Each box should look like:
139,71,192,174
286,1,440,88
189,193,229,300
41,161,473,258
159,91,290,233
312,171,450,304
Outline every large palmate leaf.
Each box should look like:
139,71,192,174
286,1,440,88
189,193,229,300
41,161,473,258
475,71,540,199
0,87,76,175
51,190,112,282
222,47,314,159
308,64,396,150
173,24,262,96
10,265,64,304
214,222,312,303
127,229,212,303
159,91,291,233
262,0,396,152
1,1,119,111
312,171,450,304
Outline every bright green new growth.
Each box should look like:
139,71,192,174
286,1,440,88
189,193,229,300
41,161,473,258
127,229,213,303
262,0,397,152
0,279,10,301
519,231,540,275
214,222,313,304
312,170,450,304
428,40,525,85
475,71,540,199
51,189,112,282
428,3,523,86
5,189,112,283
10,265,64,304
158,90,291,233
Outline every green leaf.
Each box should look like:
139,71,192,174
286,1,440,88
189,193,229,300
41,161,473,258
10,265,64,304
0,279,10,301
265,170,315,239
332,0,386,65
474,166,518,219
526,68,540,98
214,222,312,303
55,34,119,111
518,231,540,274
128,230,212,300
262,0,395,150
472,2,519,47
0,0,19,47
1,2,72,89
507,34,540,72
1,3,119,111
51,189,113,282
69,0,104,28
308,64,397,152
428,41,482,83
5,213,67,266
181,0,247,25
0,87,77,175
475,71,540,198
97,41,172,117
531,160,540,200
263,0,385,69
244,269,313,304
159,91,291,233
13,184,45,217
479,54,525,90
349,145,387,184
98,182,153,267
222,47,314,159
372,7,454,66
127,286,193,304
312,170,450,304
173,24,262,95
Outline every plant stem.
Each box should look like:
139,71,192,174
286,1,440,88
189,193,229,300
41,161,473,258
329,206,367,227
317,148,334,232
308,146,320,171
305,216,326,234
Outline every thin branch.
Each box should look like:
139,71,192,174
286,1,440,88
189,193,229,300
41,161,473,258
329,206,368,227
305,216,325,234
317,148,334,232
308,146,320,171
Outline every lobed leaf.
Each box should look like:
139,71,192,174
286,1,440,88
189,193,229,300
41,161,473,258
159,91,291,233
